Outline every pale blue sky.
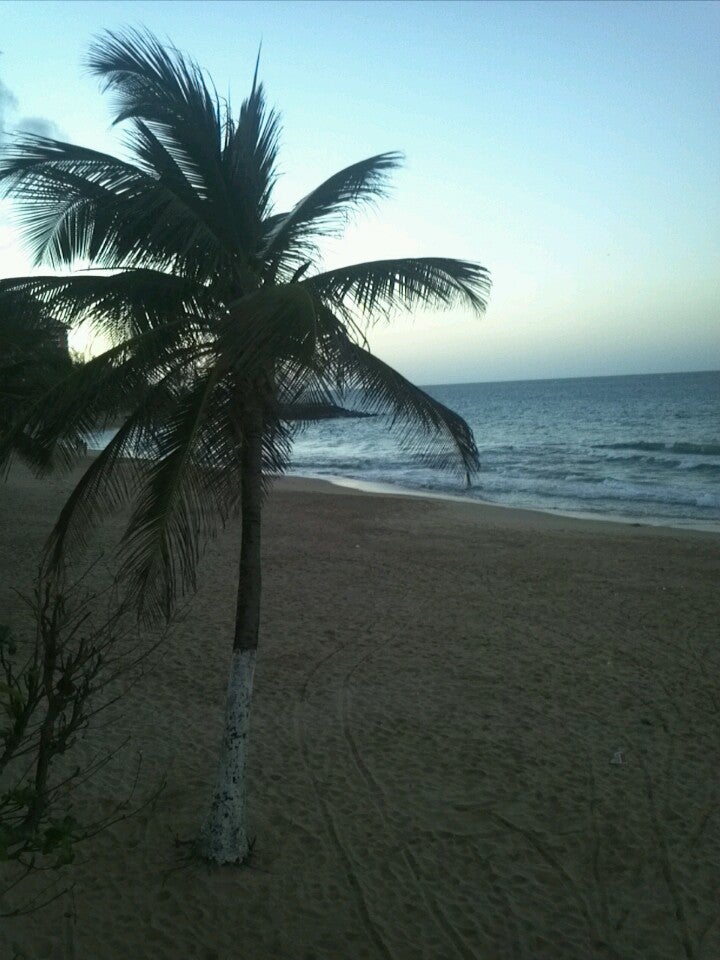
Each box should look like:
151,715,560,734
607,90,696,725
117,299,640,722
0,0,718,384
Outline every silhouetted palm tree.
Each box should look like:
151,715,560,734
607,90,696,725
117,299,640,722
0,30,490,863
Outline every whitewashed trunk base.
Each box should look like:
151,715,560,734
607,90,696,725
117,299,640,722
198,648,256,864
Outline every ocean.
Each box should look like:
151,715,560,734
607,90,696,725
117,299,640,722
88,370,719,532
287,370,720,531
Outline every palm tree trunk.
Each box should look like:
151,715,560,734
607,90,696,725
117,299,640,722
198,405,263,864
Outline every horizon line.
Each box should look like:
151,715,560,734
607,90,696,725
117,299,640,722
420,367,719,390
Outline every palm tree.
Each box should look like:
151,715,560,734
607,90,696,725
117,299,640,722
0,30,490,864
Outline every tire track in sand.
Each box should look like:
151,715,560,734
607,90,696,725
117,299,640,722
295,637,397,960
339,645,483,960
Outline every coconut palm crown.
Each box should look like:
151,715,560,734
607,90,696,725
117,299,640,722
0,30,490,861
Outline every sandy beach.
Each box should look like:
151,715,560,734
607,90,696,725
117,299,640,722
1,461,719,960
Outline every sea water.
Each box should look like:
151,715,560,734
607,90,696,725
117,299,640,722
287,370,720,531
88,370,719,531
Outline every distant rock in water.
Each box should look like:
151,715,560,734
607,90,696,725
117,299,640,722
280,403,376,421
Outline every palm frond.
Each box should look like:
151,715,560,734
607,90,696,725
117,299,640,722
0,270,214,343
0,136,227,271
43,380,173,568
262,152,402,277
124,120,254,281
87,28,225,203
221,282,321,371
0,136,143,268
0,286,65,347
320,314,480,478
117,368,244,620
303,256,491,321
90,28,281,270
221,75,281,257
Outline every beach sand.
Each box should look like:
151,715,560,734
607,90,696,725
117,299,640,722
1,462,719,959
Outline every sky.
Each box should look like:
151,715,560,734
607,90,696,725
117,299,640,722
0,0,718,385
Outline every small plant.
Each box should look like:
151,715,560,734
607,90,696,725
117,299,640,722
0,562,160,915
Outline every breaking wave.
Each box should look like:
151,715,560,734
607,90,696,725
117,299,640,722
595,440,720,457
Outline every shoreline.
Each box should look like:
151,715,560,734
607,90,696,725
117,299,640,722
283,470,720,536
85,439,720,536
82,445,720,536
